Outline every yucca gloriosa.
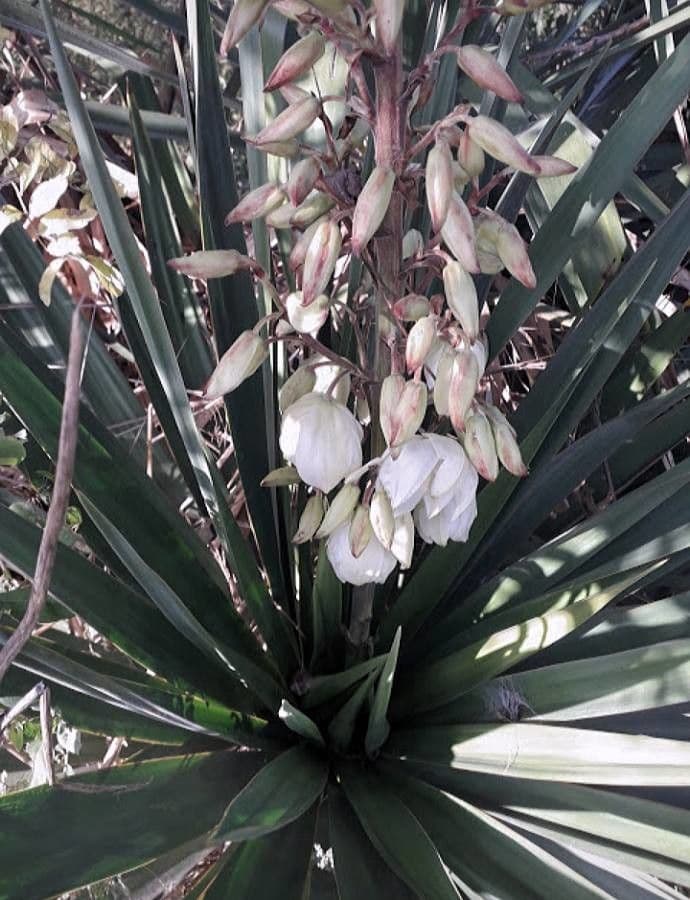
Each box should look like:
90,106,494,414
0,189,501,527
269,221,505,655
0,0,690,895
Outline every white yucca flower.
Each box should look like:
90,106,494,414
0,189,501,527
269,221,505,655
279,392,362,492
326,520,396,585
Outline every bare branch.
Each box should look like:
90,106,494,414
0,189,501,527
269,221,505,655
0,306,85,682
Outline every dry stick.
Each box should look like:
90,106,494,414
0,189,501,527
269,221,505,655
0,306,85,683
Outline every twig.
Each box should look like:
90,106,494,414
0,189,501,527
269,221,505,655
0,306,85,682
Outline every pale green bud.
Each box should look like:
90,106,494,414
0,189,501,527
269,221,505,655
443,260,479,341
448,350,480,433
349,504,373,558
351,166,395,256
369,489,395,549
441,192,480,273
302,219,342,305
405,315,436,372
204,331,268,399
464,407,499,482
426,140,454,232
293,493,325,543
278,366,317,413
467,115,540,175
457,130,485,178
261,465,301,487
315,483,360,538
291,191,335,228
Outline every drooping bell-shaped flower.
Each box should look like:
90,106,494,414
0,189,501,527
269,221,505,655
326,520,396,585
413,434,479,546
377,435,439,515
286,291,330,334
279,392,362,492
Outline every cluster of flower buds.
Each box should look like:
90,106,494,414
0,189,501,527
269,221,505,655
173,0,566,585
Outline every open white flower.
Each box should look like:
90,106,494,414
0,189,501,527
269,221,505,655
326,520,396,585
414,434,478,546
377,436,438,515
279,392,362,492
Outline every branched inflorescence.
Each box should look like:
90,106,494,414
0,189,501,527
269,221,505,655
171,0,574,586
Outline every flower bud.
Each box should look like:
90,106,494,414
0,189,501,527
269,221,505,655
455,46,523,104
225,183,285,225
279,83,310,104
266,202,299,229
448,350,480,432
402,228,424,259
467,116,541,175
286,291,330,334
474,212,504,274
426,140,454,232
293,493,324,543
220,0,270,53
351,166,395,256
452,161,471,190
433,348,454,416
252,96,321,145
315,483,360,538
167,249,254,279
441,192,480,273
302,219,342,305
261,465,301,486
349,504,373,558
264,32,326,92
464,407,499,481
287,156,321,206
443,261,479,341
393,294,431,321
380,375,427,448
278,365,317,413
485,406,527,477
204,331,268,399
374,0,404,54
369,489,395,549
248,139,299,158
495,222,537,289
291,191,335,228
533,155,577,177
457,130,485,178
289,218,322,271
406,315,436,372
391,512,414,569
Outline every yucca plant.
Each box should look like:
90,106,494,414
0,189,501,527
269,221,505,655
1,0,690,896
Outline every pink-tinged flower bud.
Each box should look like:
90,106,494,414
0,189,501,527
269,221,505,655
252,96,321,146
261,465,301,487
293,493,324,543
315,483,360,538
464,407,499,481
448,350,479,432
287,156,321,206
484,405,527,476
289,219,321,271
302,219,342,305
467,116,541,175
291,191,335,228
204,331,268,399
393,293,431,321
264,32,326,92
349,505,373,558
406,315,436,373
279,83,310,104
433,349,454,416
452,161,471,190
279,365,317,412
369,489,395,549
351,166,395,256
167,249,254,279
443,261,479,341
495,222,537,289
220,0,270,53
533,155,577,177
225,183,285,225
473,212,504,274
266,202,299,229
247,139,299,158
374,0,404,54
441,192,480,273
402,228,424,259
426,140,454,233
380,375,427,448
286,291,330,334
457,129,485,178
273,0,312,18
455,46,523,104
